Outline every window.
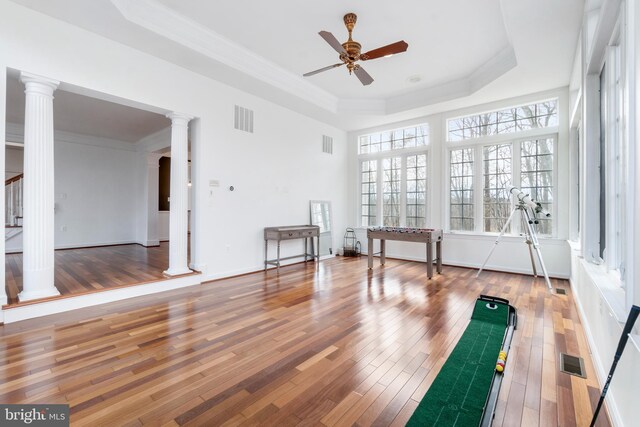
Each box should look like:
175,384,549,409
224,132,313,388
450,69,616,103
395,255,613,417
406,154,427,227
597,38,626,281
447,99,559,141
446,99,557,237
450,148,474,231
521,138,554,236
360,160,377,227
382,157,401,226
359,125,428,154
483,144,512,233
359,124,429,228
449,139,554,235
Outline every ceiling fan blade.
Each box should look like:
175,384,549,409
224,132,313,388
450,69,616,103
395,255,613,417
303,63,344,77
354,66,374,86
360,40,409,61
319,31,346,54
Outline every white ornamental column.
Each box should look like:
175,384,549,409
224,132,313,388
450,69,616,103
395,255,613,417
19,72,60,301
164,112,193,276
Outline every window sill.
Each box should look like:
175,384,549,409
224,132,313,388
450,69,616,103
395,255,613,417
567,239,582,257
444,231,566,245
581,259,627,323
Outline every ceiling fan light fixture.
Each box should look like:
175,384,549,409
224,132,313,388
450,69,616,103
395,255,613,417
303,13,409,86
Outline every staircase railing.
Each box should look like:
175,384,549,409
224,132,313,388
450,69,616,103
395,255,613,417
5,173,23,227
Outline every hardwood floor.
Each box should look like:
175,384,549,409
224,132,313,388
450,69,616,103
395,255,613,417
4,242,176,306
0,257,610,426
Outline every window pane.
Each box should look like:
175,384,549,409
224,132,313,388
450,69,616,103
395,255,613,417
361,160,377,226
483,144,512,232
383,157,401,227
520,138,554,235
447,99,558,141
450,148,474,231
360,124,429,153
406,154,427,228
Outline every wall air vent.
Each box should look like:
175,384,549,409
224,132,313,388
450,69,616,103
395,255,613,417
322,135,333,154
234,105,254,133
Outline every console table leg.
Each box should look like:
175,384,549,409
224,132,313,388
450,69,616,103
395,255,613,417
368,237,373,269
277,241,281,271
427,242,433,279
436,240,442,274
264,239,268,271
304,238,308,262
380,239,386,265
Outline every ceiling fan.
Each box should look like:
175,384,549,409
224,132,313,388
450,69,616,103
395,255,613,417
303,13,408,86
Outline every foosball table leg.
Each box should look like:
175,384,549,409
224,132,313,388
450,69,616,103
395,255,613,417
368,237,373,269
380,239,386,265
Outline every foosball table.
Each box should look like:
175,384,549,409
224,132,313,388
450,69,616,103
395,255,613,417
367,227,443,279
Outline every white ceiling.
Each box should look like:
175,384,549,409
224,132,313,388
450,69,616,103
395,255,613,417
5,74,169,143
7,0,584,131
154,0,510,100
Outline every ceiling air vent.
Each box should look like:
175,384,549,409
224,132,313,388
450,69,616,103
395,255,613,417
234,105,254,133
322,135,333,154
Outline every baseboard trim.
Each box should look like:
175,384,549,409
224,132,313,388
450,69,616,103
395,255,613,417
203,259,316,283
6,240,144,254
373,253,570,279
569,271,622,426
1,273,203,324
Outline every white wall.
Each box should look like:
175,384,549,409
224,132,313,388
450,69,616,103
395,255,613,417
5,131,138,251
5,146,22,179
158,211,169,241
0,1,347,278
347,88,572,278
566,1,640,426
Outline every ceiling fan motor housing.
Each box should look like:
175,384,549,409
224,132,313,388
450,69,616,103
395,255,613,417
341,40,362,61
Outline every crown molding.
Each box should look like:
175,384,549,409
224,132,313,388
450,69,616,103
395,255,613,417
109,0,517,118
134,126,171,153
109,0,339,113
6,122,137,152
384,45,517,115
337,98,386,115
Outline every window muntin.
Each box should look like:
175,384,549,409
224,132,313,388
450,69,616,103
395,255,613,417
359,124,428,154
483,144,513,233
450,148,474,231
382,157,402,227
406,154,427,228
448,99,558,142
361,160,377,227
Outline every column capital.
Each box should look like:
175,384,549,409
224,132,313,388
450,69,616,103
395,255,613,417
20,72,59,96
166,112,194,125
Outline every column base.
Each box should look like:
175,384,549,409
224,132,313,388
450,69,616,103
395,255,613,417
164,267,193,277
18,287,60,302
189,263,207,273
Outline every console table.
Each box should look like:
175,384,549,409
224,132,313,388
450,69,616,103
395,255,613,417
264,225,320,271
367,227,443,279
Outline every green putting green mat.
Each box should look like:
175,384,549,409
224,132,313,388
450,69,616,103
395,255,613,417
406,298,509,427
